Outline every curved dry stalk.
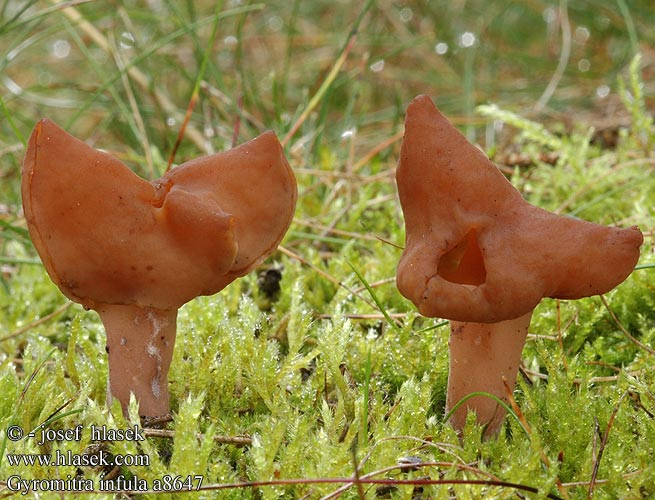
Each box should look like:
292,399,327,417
0,301,73,342
588,391,628,498
294,218,380,242
600,295,655,356
281,35,358,148
53,0,206,151
534,0,571,112
278,245,376,310
521,367,648,385
143,428,252,447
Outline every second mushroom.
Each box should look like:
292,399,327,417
395,95,643,436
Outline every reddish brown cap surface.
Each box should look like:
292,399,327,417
396,95,643,323
22,119,297,311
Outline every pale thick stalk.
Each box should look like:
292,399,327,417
446,312,532,436
98,304,177,417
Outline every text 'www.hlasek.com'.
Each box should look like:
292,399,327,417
3,424,204,495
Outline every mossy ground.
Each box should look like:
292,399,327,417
1,1,654,498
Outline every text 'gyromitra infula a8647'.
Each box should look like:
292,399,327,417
395,95,643,436
22,119,297,417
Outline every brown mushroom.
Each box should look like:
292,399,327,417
396,95,643,436
22,119,297,417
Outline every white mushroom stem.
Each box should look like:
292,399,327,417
446,312,532,436
97,304,177,417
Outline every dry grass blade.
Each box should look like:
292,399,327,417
522,367,648,385
351,130,404,173
600,295,655,356
280,0,374,149
503,378,570,499
278,245,377,310
110,35,154,178
316,312,407,320
281,34,357,149
0,302,73,342
53,0,207,150
166,1,223,171
143,474,566,499
588,391,628,498
294,218,380,242
533,0,571,112
143,428,252,447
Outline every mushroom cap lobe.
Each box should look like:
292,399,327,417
396,95,643,323
22,119,297,311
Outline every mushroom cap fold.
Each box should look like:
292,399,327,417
396,95,643,323
22,119,297,311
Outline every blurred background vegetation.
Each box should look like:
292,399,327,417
2,1,653,180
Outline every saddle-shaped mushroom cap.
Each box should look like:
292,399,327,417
22,119,297,416
23,119,296,312
396,95,643,324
